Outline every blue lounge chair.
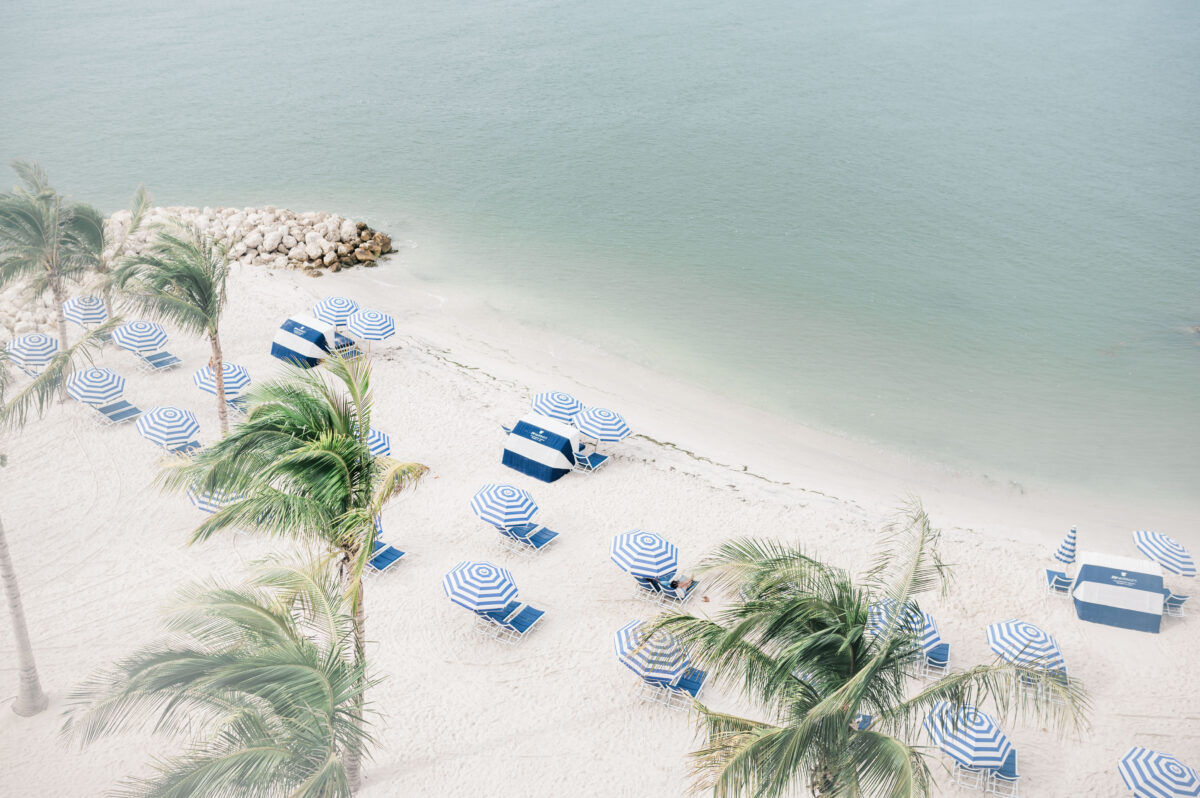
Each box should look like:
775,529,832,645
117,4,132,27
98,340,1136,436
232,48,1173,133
1162,590,1189,618
573,450,610,472
91,400,142,426
497,523,559,556
1044,569,1072,596
950,763,987,790
227,396,249,415
475,601,545,644
634,574,698,606
367,539,405,573
634,575,664,601
169,440,202,456
331,333,362,359
852,713,872,731
136,350,182,373
641,667,707,710
922,643,951,678
989,749,1019,796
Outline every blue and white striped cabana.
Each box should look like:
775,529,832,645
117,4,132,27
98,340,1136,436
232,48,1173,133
193,362,251,397
136,406,200,449
270,314,335,368
501,413,581,483
63,295,108,326
985,619,1066,673
923,702,1013,769
112,321,168,353
470,483,538,529
1054,527,1078,565
573,407,631,442
1132,531,1196,578
66,367,125,405
531,391,583,424
866,600,942,653
613,620,690,682
6,333,58,370
1119,747,1200,798
610,530,680,580
346,309,395,341
312,296,359,327
442,561,518,612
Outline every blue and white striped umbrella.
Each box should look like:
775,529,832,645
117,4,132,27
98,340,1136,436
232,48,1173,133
66,367,125,404
63,295,108,326
6,333,58,368
136,406,200,449
573,407,631,442
193,362,251,397
923,701,1013,769
1119,747,1200,798
531,391,583,424
470,483,538,529
312,296,360,326
186,484,241,514
1133,531,1196,577
112,320,167,353
985,619,1066,673
442,561,518,612
613,620,690,682
610,530,679,580
1054,526,1078,565
346,309,395,341
366,427,391,456
866,600,942,653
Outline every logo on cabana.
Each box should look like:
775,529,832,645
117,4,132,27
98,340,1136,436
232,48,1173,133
1111,571,1136,587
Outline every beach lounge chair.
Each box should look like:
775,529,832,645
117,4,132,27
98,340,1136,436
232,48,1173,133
135,350,182,373
922,643,951,679
227,396,249,415
169,440,202,456
367,539,405,573
634,575,665,602
497,523,559,556
948,762,987,791
474,601,545,644
1162,590,1189,618
989,750,1020,796
1044,569,1072,597
659,576,699,606
330,332,362,359
91,400,142,426
641,667,708,710
634,575,698,606
573,449,610,473
852,713,872,731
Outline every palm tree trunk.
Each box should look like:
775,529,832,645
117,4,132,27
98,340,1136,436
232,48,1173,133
345,570,366,792
0,512,49,716
52,285,70,353
210,333,228,436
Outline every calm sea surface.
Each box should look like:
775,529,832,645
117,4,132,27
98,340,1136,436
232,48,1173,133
2,0,1198,505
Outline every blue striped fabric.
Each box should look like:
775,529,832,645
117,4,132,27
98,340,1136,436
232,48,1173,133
923,701,1012,768
63,295,108,326
471,483,538,529
502,414,579,483
270,314,333,368
531,391,583,423
66,367,125,404
346,309,395,340
366,427,391,456
613,620,690,682
610,530,679,580
866,600,942,653
1133,530,1196,577
136,406,200,448
313,296,359,326
193,362,251,397
6,333,58,368
442,561,518,611
1119,747,1200,798
112,321,168,353
985,619,1066,673
186,484,241,514
1054,527,1077,565
573,407,631,441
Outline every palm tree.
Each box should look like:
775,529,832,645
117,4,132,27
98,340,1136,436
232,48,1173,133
0,161,96,351
162,353,427,789
0,511,48,716
655,502,1090,798
112,224,232,434
72,184,151,316
62,564,376,798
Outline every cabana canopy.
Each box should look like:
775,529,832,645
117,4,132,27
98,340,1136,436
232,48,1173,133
270,313,335,368
1072,551,1164,634
501,413,580,483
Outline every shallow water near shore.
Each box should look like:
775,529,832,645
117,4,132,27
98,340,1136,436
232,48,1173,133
1,0,1198,513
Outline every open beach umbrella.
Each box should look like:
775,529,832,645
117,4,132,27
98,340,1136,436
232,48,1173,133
312,295,359,327
1132,531,1195,577
6,333,58,369
1119,747,1200,798
63,295,108,326
531,391,583,424
442,561,518,612
613,620,690,683
192,362,252,397
1054,526,1077,565
136,406,200,449
366,427,391,456
573,407,631,442
346,309,395,341
866,600,942,653
112,320,167,353
186,484,241,514
923,701,1013,769
985,619,1066,673
610,530,679,580
66,367,125,405
470,483,538,529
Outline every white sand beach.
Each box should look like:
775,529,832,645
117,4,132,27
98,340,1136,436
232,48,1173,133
1,256,1197,797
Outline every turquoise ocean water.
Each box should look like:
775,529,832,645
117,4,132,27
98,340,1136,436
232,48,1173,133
2,0,1198,506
